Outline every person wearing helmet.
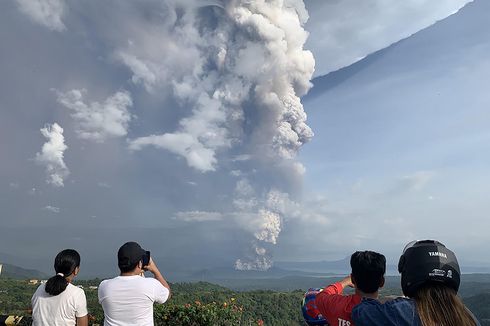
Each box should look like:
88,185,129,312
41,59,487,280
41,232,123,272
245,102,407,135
351,240,480,326
315,251,386,326
301,288,328,326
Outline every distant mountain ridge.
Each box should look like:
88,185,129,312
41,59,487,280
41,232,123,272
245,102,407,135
0,262,48,280
275,258,490,275
275,257,350,273
305,0,487,100
275,257,403,275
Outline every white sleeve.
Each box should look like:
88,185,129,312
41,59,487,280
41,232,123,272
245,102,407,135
75,289,88,318
150,279,170,304
97,281,106,304
31,285,41,307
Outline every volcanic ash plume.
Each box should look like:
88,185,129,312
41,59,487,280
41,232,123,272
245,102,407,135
232,179,298,270
126,0,314,171
233,209,282,271
118,0,314,269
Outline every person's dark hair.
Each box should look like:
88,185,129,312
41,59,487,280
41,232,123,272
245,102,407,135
45,249,80,296
350,251,386,293
119,262,139,273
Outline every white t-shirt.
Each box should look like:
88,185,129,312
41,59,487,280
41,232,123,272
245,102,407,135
31,283,88,326
98,275,170,326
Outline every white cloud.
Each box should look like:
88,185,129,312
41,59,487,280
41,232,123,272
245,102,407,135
97,182,111,189
230,170,242,177
305,0,473,76
36,123,69,187
43,205,60,213
400,171,435,191
232,154,252,162
116,52,158,92
15,0,66,32
381,171,436,197
56,89,133,143
9,182,19,189
174,211,223,222
129,133,217,172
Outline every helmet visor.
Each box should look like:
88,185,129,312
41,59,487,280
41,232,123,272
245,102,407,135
402,240,418,253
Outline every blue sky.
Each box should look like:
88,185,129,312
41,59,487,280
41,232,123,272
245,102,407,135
295,0,490,266
1,0,487,276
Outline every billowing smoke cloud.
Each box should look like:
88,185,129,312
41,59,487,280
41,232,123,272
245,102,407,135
231,179,295,270
126,0,314,170
15,0,66,32
56,89,133,143
120,0,315,268
235,244,274,271
20,0,314,270
36,123,69,187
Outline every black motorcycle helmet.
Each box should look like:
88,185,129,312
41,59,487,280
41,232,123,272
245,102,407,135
398,240,460,297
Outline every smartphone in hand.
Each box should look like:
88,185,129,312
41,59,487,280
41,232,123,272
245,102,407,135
142,251,151,269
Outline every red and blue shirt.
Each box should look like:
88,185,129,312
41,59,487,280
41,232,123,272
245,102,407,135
315,282,361,326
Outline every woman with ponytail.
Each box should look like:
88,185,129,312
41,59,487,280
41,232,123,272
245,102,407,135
31,249,88,326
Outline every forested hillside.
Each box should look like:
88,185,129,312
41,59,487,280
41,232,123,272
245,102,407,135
0,279,304,325
464,292,490,326
1,278,488,325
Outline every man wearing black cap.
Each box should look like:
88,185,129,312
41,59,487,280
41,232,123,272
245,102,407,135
98,242,171,326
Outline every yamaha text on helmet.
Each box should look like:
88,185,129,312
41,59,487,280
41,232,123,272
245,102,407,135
398,239,460,297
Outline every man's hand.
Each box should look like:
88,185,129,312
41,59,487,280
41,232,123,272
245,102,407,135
339,275,354,289
144,257,158,274
144,257,171,295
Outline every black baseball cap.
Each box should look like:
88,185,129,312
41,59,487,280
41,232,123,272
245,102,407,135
118,241,147,268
